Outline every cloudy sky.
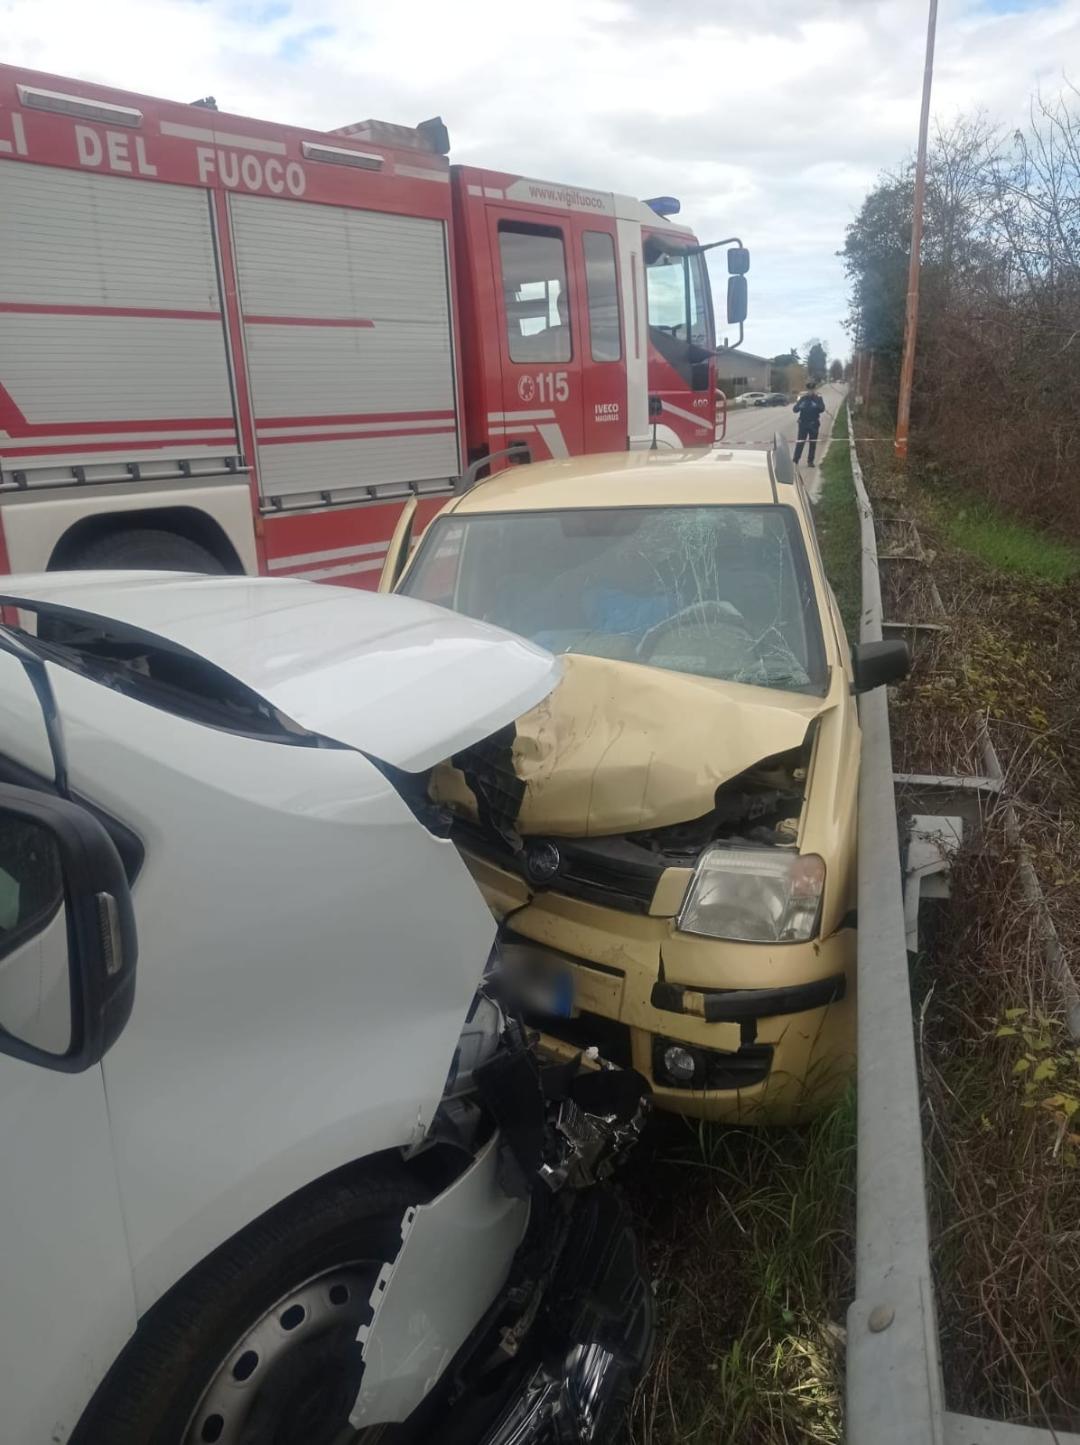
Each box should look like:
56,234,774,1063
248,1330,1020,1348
5,0,1079,361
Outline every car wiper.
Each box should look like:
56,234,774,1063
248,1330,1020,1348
0,596,324,746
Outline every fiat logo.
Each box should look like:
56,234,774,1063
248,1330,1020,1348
524,841,562,885
517,374,536,403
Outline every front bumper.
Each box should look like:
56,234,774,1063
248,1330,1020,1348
469,851,855,1124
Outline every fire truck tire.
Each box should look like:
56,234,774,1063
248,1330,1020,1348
70,1163,426,1445
68,528,229,574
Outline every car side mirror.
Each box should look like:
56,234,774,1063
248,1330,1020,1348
0,785,137,1072
727,275,748,325
728,246,751,275
851,639,910,694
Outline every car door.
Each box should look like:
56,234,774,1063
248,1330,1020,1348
644,238,716,447
0,651,137,1445
486,207,585,463
378,496,418,593
575,222,629,453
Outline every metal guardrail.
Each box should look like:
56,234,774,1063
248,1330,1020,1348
844,432,1080,1445
846,435,945,1445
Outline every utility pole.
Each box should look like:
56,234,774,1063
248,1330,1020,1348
895,0,939,461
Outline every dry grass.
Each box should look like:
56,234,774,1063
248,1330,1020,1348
856,419,1080,1430
920,832,1080,1428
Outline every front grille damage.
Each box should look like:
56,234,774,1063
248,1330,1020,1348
443,725,814,915
429,722,815,1095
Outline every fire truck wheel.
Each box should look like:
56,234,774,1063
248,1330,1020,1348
70,528,228,573
70,1163,426,1445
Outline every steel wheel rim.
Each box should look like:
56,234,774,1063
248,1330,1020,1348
182,1261,386,1445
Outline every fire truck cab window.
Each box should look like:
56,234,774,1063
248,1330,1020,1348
583,231,622,363
645,246,712,390
498,222,572,364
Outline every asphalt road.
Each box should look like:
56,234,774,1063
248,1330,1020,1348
720,383,846,497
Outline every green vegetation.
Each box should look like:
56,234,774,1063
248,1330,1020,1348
996,1008,1080,1148
814,402,861,640
917,846,1080,1423
626,1096,855,1445
934,495,1080,585
842,96,1080,542
855,431,1080,1423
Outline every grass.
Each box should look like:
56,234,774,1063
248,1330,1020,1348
934,495,1080,585
814,403,861,639
854,421,1080,1427
622,1098,855,1445
919,841,1080,1427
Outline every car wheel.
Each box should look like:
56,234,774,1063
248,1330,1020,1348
72,1164,425,1445
66,528,228,573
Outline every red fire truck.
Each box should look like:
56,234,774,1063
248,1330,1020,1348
0,63,749,589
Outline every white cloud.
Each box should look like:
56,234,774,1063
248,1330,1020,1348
4,0,1079,360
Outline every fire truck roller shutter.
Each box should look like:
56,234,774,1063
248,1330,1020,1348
0,163,241,489
229,195,460,504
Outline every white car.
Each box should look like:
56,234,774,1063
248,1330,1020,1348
734,390,769,408
0,572,651,1445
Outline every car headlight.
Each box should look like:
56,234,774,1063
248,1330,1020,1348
677,847,825,943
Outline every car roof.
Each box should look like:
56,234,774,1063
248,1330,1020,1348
450,447,784,514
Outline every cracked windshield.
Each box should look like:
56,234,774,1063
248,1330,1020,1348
400,505,826,693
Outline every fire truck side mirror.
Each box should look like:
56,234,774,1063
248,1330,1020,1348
727,276,748,326
728,246,751,276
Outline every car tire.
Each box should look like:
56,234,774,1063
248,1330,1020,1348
71,1163,425,1445
66,528,228,573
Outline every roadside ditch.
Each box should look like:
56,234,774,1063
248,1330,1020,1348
855,419,1080,1430
621,403,1080,1441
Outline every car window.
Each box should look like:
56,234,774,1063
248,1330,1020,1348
644,245,711,391
583,231,621,363
401,504,828,694
498,222,571,363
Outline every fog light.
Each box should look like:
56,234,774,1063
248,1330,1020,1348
653,1034,775,1091
661,1045,698,1085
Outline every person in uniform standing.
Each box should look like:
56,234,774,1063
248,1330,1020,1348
792,382,826,466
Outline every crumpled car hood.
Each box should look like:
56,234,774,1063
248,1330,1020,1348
431,653,830,837
0,571,562,774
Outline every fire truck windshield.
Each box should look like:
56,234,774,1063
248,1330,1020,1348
644,247,713,387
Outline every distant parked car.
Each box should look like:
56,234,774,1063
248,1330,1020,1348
755,393,789,407
735,391,769,408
